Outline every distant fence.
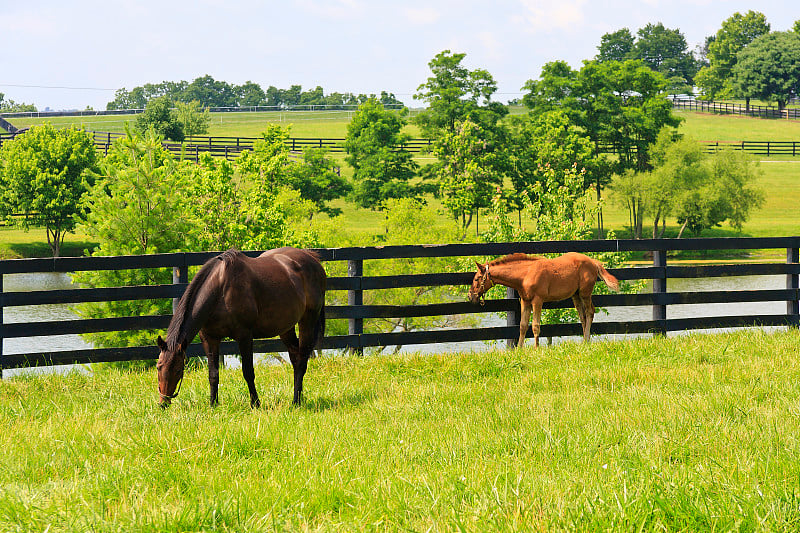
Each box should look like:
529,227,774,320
671,98,800,120
1,237,798,375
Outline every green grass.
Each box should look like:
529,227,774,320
2,329,800,530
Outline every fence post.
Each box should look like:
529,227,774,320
347,259,363,355
652,249,667,336
172,254,189,313
506,287,520,348
788,247,799,328
0,273,4,379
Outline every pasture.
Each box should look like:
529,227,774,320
1,329,799,530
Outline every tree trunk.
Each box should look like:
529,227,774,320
676,219,688,239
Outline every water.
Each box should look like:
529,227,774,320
2,273,92,377
1,273,795,372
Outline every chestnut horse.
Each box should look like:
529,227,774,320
157,247,326,408
468,252,619,347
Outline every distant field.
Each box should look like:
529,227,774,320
1,109,799,259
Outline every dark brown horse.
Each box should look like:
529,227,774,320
157,247,326,408
468,252,619,347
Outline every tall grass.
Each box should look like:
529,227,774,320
2,329,800,531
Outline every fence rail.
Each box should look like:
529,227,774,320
1,238,799,374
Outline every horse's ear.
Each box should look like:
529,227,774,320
157,335,168,350
476,262,486,273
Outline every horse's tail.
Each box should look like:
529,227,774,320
595,260,620,292
313,305,326,350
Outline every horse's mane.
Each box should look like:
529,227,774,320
166,249,242,350
488,253,544,266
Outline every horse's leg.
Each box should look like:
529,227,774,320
290,309,323,406
531,297,543,348
572,294,587,341
518,299,532,348
280,328,306,406
202,335,221,407
583,294,595,343
238,336,260,408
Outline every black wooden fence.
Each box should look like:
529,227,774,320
1,237,798,375
671,98,800,120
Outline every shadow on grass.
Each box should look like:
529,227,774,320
0,240,98,260
266,390,378,412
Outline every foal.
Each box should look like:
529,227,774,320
469,252,619,347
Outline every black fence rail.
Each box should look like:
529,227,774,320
1,238,798,375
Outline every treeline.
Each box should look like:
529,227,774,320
106,75,404,110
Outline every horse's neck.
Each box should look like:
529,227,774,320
489,261,531,290
171,277,221,346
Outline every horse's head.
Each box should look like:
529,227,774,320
468,262,493,305
156,335,187,408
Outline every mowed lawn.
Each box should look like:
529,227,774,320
1,329,799,531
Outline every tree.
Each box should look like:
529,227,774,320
632,22,698,88
522,59,681,235
286,148,350,216
696,11,771,99
597,28,635,62
135,96,184,141
433,119,505,238
413,50,507,137
73,131,192,349
732,31,800,111
0,124,98,256
508,110,607,202
343,99,418,209
0,92,36,112
175,100,211,137
611,129,764,238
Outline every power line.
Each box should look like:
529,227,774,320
0,83,116,91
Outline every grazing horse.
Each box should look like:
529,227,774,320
157,247,326,408
468,252,619,347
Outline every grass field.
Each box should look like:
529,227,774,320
2,329,799,531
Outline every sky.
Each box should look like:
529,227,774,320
1,0,797,111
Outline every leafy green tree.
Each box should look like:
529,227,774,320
73,131,191,349
433,119,505,238
508,110,608,211
794,20,800,33
343,99,417,209
522,59,681,235
0,124,98,256
175,100,211,137
0,92,36,112
597,28,635,62
235,81,267,106
237,124,349,217
631,22,698,89
732,31,800,111
413,50,507,137
696,11,771,99
135,96,184,141
611,129,764,238
287,147,350,216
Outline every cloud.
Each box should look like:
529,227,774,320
402,7,441,25
515,0,588,33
